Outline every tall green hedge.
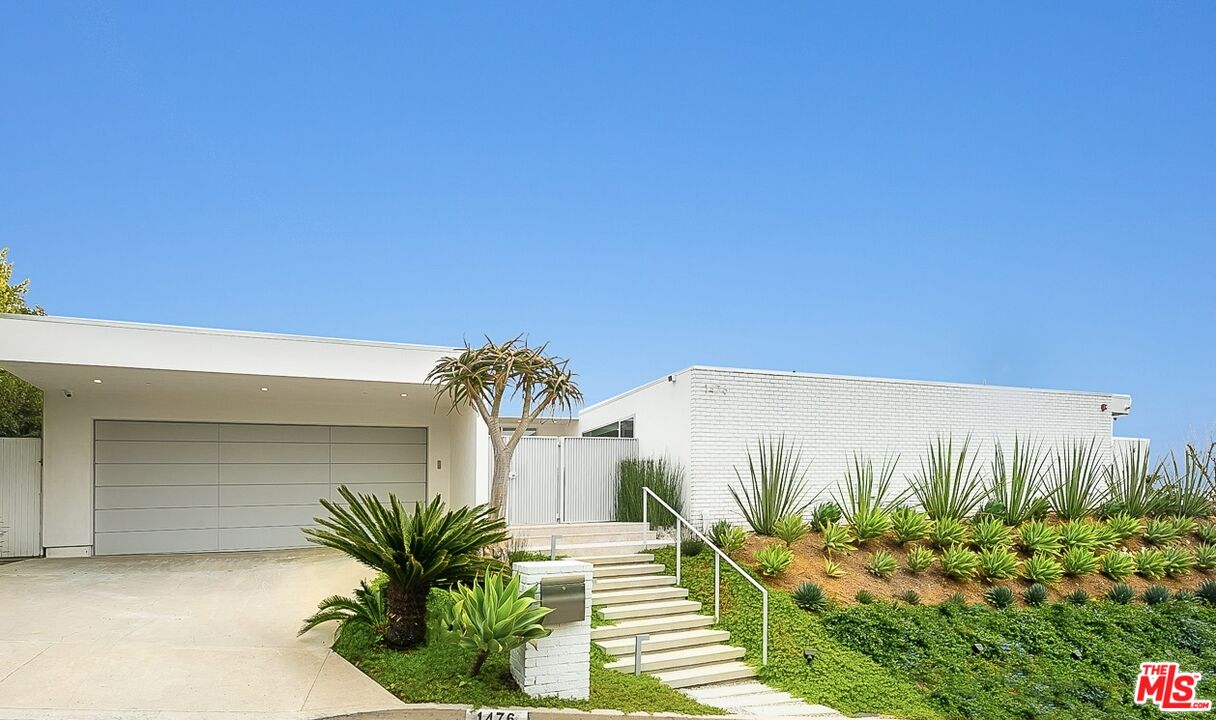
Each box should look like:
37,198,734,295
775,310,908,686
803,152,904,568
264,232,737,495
615,457,684,528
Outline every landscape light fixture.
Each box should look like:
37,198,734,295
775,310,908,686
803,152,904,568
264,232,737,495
972,643,985,654
1070,649,1084,661
803,648,815,664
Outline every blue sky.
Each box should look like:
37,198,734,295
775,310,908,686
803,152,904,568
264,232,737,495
2,3,1213,451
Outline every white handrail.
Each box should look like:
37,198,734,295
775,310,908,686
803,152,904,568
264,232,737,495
641,487,768,665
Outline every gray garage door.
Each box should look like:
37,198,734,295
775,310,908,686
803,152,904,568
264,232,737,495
93,421,427,555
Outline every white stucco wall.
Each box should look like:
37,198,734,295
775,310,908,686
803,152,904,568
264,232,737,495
39,387,467,555
578,369,692,472
687,367,1131,524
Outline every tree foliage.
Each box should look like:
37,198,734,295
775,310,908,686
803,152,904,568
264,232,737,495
0,247,44,437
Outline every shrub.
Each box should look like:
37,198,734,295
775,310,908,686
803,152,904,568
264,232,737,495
1022,553,1063,585
1144,517,1185,546
1023,583,1049,606
1058,521,1099,551
730,436,816,535
809,501,842,530
907,435,986,521
899,590,921,605
1197,522,1216,545
929,517,968,549
834,453,899,542
709,519,734,546
1105,442,1165,518
1045,438,1106,521
890,506,932,544
772,514,809,546
1195,544,1216,571
1143,584,1171,606
445,573,552,676
1106,583,1135,604
754,543,793,576
792,582,829,612
1065,589,1089,605
943,592,967,609
851,508,892,545
1163,546,1195,578
1061,547,1098,577
1105,513,1143,543
714,525,748,555
305,489,508,649
855,589,876,604
1134,548,1167,580
939,545,981,580
985,585,1015,609
988,436,1049,526
978,547,1018,580
866,549,898,578
820,522,856,554
300,579,389,639
823,556,844,578
1100,551,1136,581
905,545,934,573
1176,589,1201,604
1016,520,1062,556
1198,579,1216,605
616,457,684,527
1159,443,1215,518
970,517,1013,550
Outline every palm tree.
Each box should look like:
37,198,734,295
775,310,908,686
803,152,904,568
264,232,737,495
304,486,508,649
427,336,583,517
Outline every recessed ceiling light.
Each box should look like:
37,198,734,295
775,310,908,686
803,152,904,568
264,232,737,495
93,379,103,384
260,387,269,392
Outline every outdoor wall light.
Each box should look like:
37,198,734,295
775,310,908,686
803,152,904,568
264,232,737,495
803,648,815,664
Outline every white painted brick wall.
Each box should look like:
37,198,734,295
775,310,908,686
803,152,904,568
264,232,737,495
688,367,1128,525
510,560,592,701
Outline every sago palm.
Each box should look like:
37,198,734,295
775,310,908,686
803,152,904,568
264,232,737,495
304,487,509,649
299,579,389,639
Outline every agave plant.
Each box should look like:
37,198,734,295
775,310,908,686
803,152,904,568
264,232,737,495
866,549,898,578
890,506,932,544
1016,520,1062,555
1163,546,1195,578
730,436,818,535
1061,547,1098,577
299,579,389,638
1101,551,1136,581
978,547,1019,580
1022,553,1063,585
1107,583,1135,604
905,545,934,573
810,501,843,530
714,524,748,555
1105,513,1144,543
1198,579,1216,605
833,453,900,542
754,543,793,576
970,517,1013,550
1134,548,1168,580
1159,443,1216,518
1195,544,1216,572
1065,589,1090,606
792,582,829,612
939,545,981,580
1045,438,1107,521
823,556,844,578
820,521,856,554
1143,584,1171,606
929,517,968,549
1024,583,1049,606
304,488,508,649
988,436,1049,526
446,573,552,676
1144,517,1185,546
985,585,1015,609
773,514,810,547
1105,442,1165,518
907,435,986,521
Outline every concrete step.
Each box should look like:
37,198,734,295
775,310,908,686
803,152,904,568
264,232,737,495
511,521,649,535
683,682,777,700
600,599,701,621
605,644,746,673
591,613,714,640
655,661,756,689
710,691,796,708
748,702,842,717
592,574,677,591
592,586,688,606
594,563,665,578
519,540,673,557
597,628,731,656
572,553,653,565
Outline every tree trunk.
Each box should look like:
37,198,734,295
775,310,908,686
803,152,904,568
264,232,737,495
490,446,512,519
468,649,489,677
384,582,428,650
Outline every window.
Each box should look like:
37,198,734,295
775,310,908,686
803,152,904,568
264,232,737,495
583,418,634,438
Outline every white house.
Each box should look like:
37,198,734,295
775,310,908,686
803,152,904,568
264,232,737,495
579,366,1134,526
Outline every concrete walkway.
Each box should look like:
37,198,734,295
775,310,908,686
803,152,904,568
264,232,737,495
0,549,403,720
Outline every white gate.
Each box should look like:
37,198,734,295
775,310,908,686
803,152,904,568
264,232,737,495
0,438,41,558
506,437,638,525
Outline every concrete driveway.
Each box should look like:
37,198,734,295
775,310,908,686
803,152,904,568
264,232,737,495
0,549,404,720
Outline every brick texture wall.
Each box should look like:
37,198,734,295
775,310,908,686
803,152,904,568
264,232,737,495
688,367,1125,526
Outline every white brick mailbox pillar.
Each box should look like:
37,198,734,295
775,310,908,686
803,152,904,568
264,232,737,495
510,559,593,701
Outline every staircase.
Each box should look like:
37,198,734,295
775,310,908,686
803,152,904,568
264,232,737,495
510,521,672,557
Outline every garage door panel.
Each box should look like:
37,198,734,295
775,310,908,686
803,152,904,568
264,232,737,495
95,529,219,555
330,426,426,444
96,441,219,464
96,507,219,533
96,485,219,510
219,424,331,443
95,464,220,487
330,444,425,464
219,505,321,528
337,482,426,503
220,526,314,551
219,442,330,464
331,463,424,485
95,421,219,442
219,464,329,486
219,483,329,507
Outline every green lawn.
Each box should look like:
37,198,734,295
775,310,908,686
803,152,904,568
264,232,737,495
332,588,717,714
655,547,944,720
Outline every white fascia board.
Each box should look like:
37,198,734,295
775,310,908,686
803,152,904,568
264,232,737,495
0,314,460,384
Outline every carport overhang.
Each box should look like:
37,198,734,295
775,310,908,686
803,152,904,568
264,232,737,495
0,314,492,557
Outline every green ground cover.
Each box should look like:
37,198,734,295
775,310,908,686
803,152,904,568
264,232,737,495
333,587,716,714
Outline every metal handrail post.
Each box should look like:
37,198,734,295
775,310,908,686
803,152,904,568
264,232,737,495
714,553,720,621
762,593,769,665
641,495,648,550
675,516,682,584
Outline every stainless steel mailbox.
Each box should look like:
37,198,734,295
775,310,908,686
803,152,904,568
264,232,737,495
538,574,586,625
